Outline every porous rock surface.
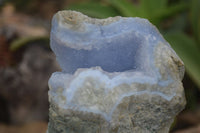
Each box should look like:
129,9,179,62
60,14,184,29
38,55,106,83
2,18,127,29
47,11,186,133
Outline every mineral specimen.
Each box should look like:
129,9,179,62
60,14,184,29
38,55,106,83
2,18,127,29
47,11,186,133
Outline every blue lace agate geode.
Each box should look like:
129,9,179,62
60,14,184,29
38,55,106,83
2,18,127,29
48,11,186,133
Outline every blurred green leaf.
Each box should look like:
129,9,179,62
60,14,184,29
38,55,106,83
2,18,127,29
164,32,200,88
107,0,141,17
67,2,119,18
140,0,167,18
150,3,188,24
108,0,187,25
190,0,200,44
66,0,188,26
10,36,49,51
166,14,187,32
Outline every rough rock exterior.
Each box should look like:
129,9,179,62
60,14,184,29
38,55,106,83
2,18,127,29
47,11,186,133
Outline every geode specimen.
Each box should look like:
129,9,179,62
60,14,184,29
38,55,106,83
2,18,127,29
47,11,186,133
